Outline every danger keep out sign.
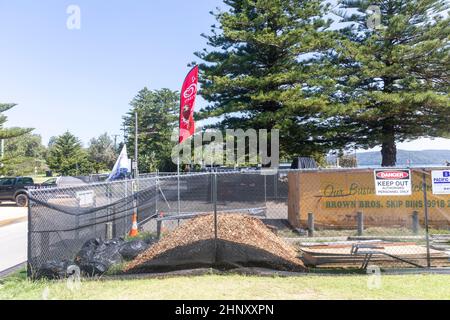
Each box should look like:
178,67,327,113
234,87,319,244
431,170,450,195
374,169,412,196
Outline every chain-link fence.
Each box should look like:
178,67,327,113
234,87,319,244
283,168,450,269
27,168,450,278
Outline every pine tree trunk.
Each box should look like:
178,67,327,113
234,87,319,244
381,131,396,167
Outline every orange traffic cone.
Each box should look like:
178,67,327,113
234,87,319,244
129,211,139,237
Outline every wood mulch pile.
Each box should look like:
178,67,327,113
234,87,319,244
124,213,305,273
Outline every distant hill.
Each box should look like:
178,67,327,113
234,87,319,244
356,150,450,166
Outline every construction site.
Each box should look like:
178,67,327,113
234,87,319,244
26,168,450,279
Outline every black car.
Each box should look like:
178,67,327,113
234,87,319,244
0,176,34,207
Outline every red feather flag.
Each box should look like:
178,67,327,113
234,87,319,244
179,65,199,143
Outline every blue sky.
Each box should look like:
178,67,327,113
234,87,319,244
0,0,449,151
0,0,221,145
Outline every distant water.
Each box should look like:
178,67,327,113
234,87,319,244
357,164,449,169
355,149,450,167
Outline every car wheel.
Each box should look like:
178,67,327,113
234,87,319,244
15,194,28,207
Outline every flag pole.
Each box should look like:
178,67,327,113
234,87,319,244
177,96,181,217
177,86,182,217
177,147,180,216
177,65,198,217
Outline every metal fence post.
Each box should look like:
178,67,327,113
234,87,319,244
157,219,162,239
27,193,32,278
412,211,419,235
41,232,50,267
210,170,214,203
105,222,113,240
357,212,364,236
106,184,112,238
132,178,138,234
177,160,181,215
136,176,139,224
112,205,119,236
307,212,314,237
156,173,161,240
155,171,158,218
124,180,129,236
75,212,80,241
274,172,278,199
264,174,267,203
75,195,80,241
213,172,218,263
422,170,431,268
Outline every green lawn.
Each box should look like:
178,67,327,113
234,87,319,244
1,269,449,300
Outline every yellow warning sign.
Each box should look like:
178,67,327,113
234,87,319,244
288,169,450,229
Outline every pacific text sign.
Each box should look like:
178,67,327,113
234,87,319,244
432,170,450,195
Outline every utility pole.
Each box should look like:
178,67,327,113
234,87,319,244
121,124,127,143
134,111,139,178
112,134,120,152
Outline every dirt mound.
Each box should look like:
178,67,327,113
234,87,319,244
124,214,305,273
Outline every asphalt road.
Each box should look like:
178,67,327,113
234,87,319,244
0,204,27,272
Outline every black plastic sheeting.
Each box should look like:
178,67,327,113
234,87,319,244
35,238,150,279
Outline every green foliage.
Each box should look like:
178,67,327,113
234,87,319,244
46,131,92,176
0,103,33,140
332,0,450,166
5,133,46,158
0,103,34,175
123,88,179,172
1,133,47,176
194,0,344,160
194,0,449,167
88,133,117,173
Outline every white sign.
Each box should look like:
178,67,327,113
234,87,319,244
131,180,138,193
374,169,411,196
76,190,95,207
431,170,450,195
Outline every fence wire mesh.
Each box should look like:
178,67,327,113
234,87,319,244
27,168,450,278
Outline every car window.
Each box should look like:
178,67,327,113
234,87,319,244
20,178,34,185
42,178,57,185
0,178,15,186
16,177,33,185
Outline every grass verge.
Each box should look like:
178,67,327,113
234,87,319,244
1,268,449,300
